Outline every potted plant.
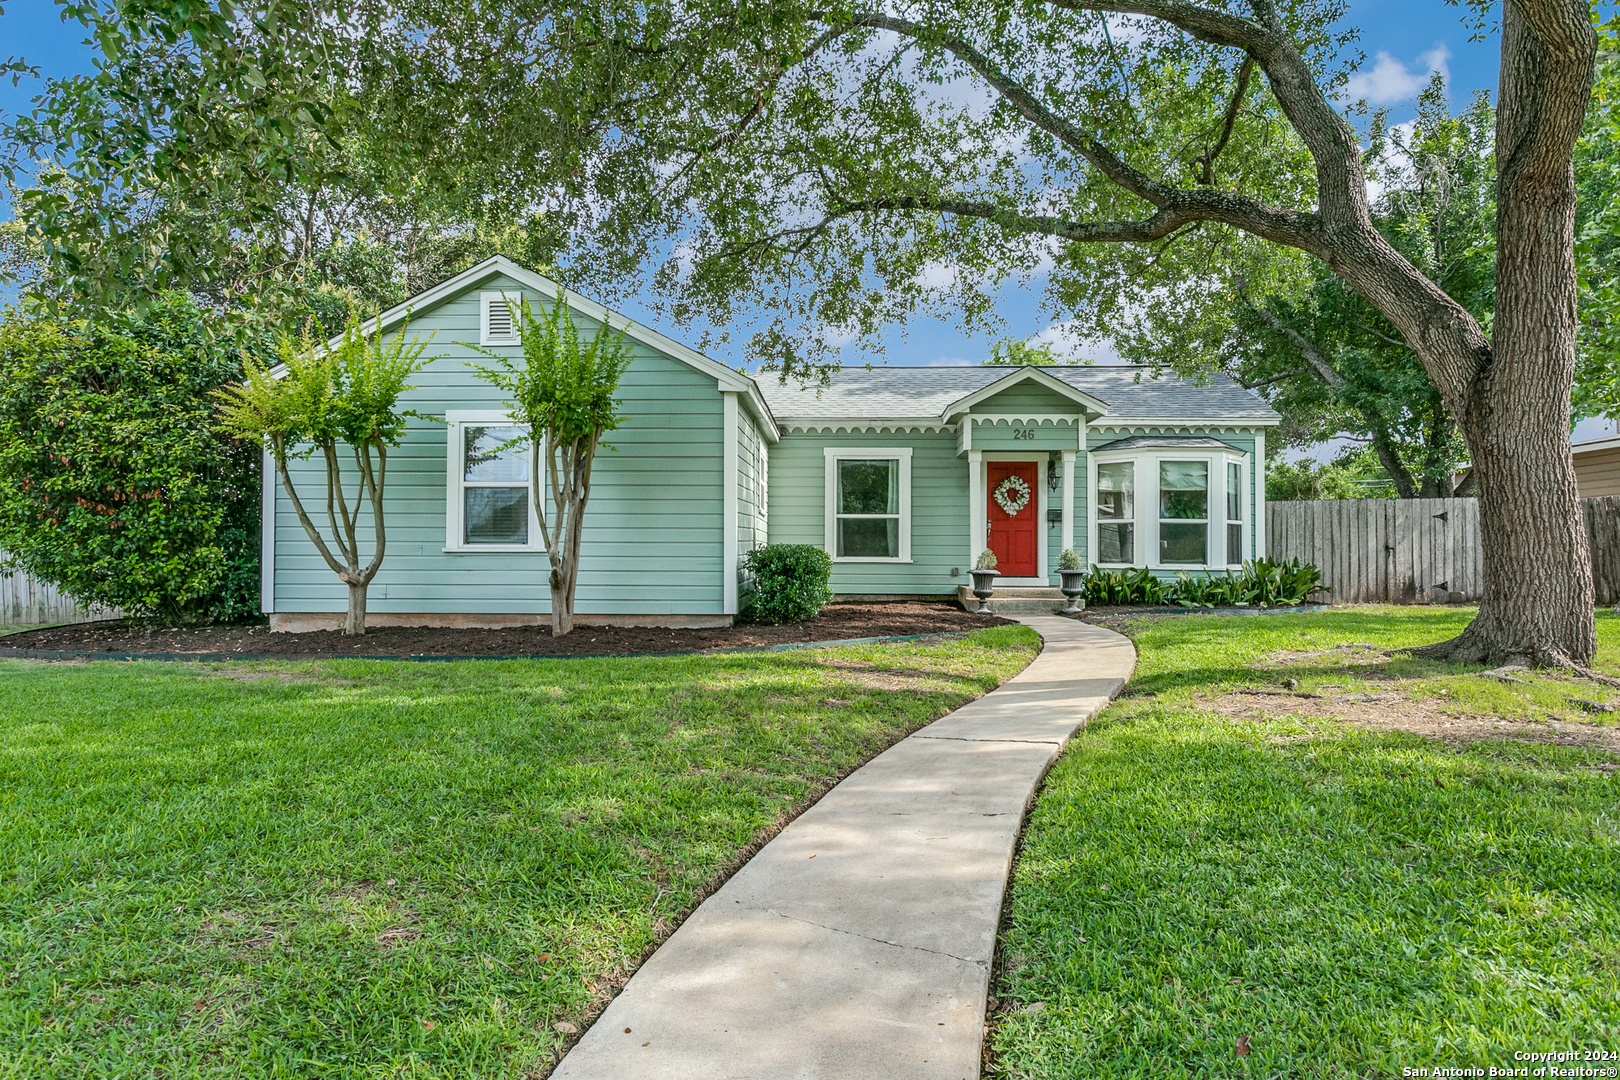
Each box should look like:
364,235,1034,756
1057,548,1087,614
969,549,1000,614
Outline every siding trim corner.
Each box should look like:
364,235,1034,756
723,392,741,615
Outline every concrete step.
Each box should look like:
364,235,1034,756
956,585,1083,615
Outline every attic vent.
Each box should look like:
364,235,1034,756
480,292,521,346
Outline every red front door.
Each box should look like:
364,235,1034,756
987,461,1039,578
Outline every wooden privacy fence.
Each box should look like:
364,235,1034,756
0,555,122,626
1267,496,1620,606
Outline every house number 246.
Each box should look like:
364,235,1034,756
1011,428,1036,441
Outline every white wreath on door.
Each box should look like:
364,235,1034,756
993,474,1032,516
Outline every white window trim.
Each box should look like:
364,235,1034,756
444,410,544,553
1087,446,1249,572
1224,459,1247,568
824,446,913,563
479,291,522,347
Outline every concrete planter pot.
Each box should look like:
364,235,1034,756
968,568,1000,614
1058,567,1087,614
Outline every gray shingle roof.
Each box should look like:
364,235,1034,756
753,365,1278,422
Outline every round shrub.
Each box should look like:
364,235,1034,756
742,544,833,624
0,296,262,622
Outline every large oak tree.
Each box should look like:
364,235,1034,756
1,0,1601,664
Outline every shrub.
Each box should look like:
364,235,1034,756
742,544,834,623
0,296,261,621
975,548,998,570
1083,565,1167,606
1058,547,1083,571
1266,459,1364,500
1167,557,1325,608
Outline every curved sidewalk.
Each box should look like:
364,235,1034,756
551,615,1136,1080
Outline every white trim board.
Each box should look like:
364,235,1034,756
723,393,741,615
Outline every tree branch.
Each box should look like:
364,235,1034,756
1197,56,1255,185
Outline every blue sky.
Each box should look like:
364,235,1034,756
0,0,1525,387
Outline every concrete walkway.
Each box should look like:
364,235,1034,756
550,616,1136,1080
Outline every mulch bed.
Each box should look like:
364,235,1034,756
0,601,1013,659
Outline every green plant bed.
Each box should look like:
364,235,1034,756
991,608,1620,1077
0,626,1038,1078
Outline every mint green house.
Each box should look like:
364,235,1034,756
261,257,1280,630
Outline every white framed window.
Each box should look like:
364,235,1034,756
480,291,522,346
1089,440,1248,571
824,447,912,562
1226,460,1245,566
444,411,543,552
1095,461,1136,565
1158,460,1209,565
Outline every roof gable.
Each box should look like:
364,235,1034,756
949,367,1108,418
303,256,779,440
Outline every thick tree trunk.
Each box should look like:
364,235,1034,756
345,581,368,636
1408,0,1596,666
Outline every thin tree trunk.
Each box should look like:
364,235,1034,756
345,582,367,636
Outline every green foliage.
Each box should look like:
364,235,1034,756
1574,18,1620,425
216,310,428,633
1169,558,1323,608
1084,566,1168,607
983,338,1065,366
0,296,260,622
470,293,633,634
1219,80,1493,496
1265,458,1365,500
1058,547,1083,572
974,549,999,571
473,296,632,453
1083,559,1322,608
0,627,1038,1078
741,544,834,624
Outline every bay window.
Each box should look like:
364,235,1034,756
1088,437,1250,571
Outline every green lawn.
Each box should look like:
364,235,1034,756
0,626,1038,1079
991,608,1620,1078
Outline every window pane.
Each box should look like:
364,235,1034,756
465,425,528,482
1097,462,1134,520
1227,522,1243,565
838,460,897,515
1227,461,1242,521
838,517,899,558
1160,522,1207,564
1098,522,1134,564
1159,461,1208,519
465,487,529,545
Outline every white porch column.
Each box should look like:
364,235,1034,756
1060,449,1076,557
1255,431,1267,559
722,392,740,615
968,449,984,566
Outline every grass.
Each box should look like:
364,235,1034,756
0,625,1038,1079
991,607,1620,1079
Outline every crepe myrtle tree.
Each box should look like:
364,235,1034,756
470,293,632,636
217,313,429,634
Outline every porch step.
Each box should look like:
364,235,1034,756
955,585,1081,615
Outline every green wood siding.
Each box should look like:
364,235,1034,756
767,429,967,595
970,380,1089,413
970,418,1083,453
271,274,725,615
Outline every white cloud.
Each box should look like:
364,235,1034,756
1344,45,1450,106
914,260,962,290
1028,321,1128,365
